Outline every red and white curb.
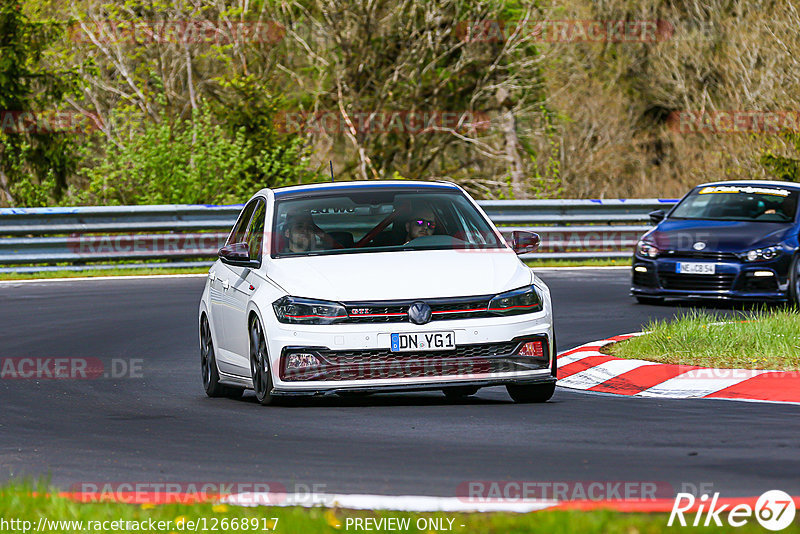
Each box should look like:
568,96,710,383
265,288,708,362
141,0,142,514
557,334,800,404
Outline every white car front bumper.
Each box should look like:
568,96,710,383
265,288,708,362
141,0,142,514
265,311,555,395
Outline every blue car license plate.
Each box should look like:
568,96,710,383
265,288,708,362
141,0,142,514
677,262,715,274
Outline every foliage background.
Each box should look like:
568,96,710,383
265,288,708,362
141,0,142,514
1,0,799,206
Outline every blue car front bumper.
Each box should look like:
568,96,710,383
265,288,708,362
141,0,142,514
630,255,792,301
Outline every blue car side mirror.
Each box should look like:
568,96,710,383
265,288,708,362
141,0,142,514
649,210,666,225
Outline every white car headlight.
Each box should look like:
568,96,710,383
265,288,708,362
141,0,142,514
738,246,781,262
488,286,542,316
272,296,348,324
636,240,660,259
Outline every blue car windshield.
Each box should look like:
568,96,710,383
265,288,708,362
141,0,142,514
271,188,504,257
670,185,799,223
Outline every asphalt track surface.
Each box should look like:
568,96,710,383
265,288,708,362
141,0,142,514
1,269,798,498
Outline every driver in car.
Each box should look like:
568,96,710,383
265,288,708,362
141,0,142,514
283,212,317,253
404,205,437,243
759,195,797,219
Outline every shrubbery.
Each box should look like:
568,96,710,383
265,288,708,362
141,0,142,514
73,103,315,205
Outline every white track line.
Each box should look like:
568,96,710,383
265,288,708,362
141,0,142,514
222,492,559,513
533,266,629,271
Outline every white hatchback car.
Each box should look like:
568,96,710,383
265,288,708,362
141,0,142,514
198,181,557,405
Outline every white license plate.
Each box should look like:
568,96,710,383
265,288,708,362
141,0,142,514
390,331,455,352
677,262,716,274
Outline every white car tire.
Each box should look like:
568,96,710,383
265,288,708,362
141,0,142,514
249,316,276,405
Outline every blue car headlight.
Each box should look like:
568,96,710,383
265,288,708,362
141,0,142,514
737,246,781,262
273,296,348,324
636,240,660,259
488,286,543,316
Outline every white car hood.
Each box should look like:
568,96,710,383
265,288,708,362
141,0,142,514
267,249,532,301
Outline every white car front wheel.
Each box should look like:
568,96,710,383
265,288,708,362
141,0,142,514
249,316,276,405
506,382,555,403
442,386,479,399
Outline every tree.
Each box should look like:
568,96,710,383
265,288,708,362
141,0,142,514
275,0,560,198
761,133,800,182
0,0,82,206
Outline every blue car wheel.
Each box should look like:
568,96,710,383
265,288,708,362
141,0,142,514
790,255,800,307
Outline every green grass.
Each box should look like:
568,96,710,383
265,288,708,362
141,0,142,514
0,484,794,533
609,309,800,371
525,258,628,268
0,266,209,281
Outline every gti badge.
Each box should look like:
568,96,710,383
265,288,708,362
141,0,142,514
693,242,707,251
408,301,432,325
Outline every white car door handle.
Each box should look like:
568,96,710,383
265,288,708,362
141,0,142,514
221,279,230,290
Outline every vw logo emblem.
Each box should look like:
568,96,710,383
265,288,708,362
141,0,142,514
693,242,707,251
408,301,432,325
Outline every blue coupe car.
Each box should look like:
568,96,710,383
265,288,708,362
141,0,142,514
631,180,800,304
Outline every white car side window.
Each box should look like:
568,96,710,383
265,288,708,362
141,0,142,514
227,200,258,246
244,200,266,261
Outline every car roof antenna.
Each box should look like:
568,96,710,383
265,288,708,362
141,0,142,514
329,160,334,182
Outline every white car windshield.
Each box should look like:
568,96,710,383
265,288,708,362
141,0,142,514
271,187,504,257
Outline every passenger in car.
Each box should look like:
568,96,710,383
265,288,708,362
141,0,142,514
283,212,317,253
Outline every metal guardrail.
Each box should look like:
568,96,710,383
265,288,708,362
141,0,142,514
0,199,677,271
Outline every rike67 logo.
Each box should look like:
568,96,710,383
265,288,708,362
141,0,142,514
669,490,796,531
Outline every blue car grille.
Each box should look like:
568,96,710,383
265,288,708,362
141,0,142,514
661,250,738,261
658,272,736,291
743,276,779,292
633,269,658,288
